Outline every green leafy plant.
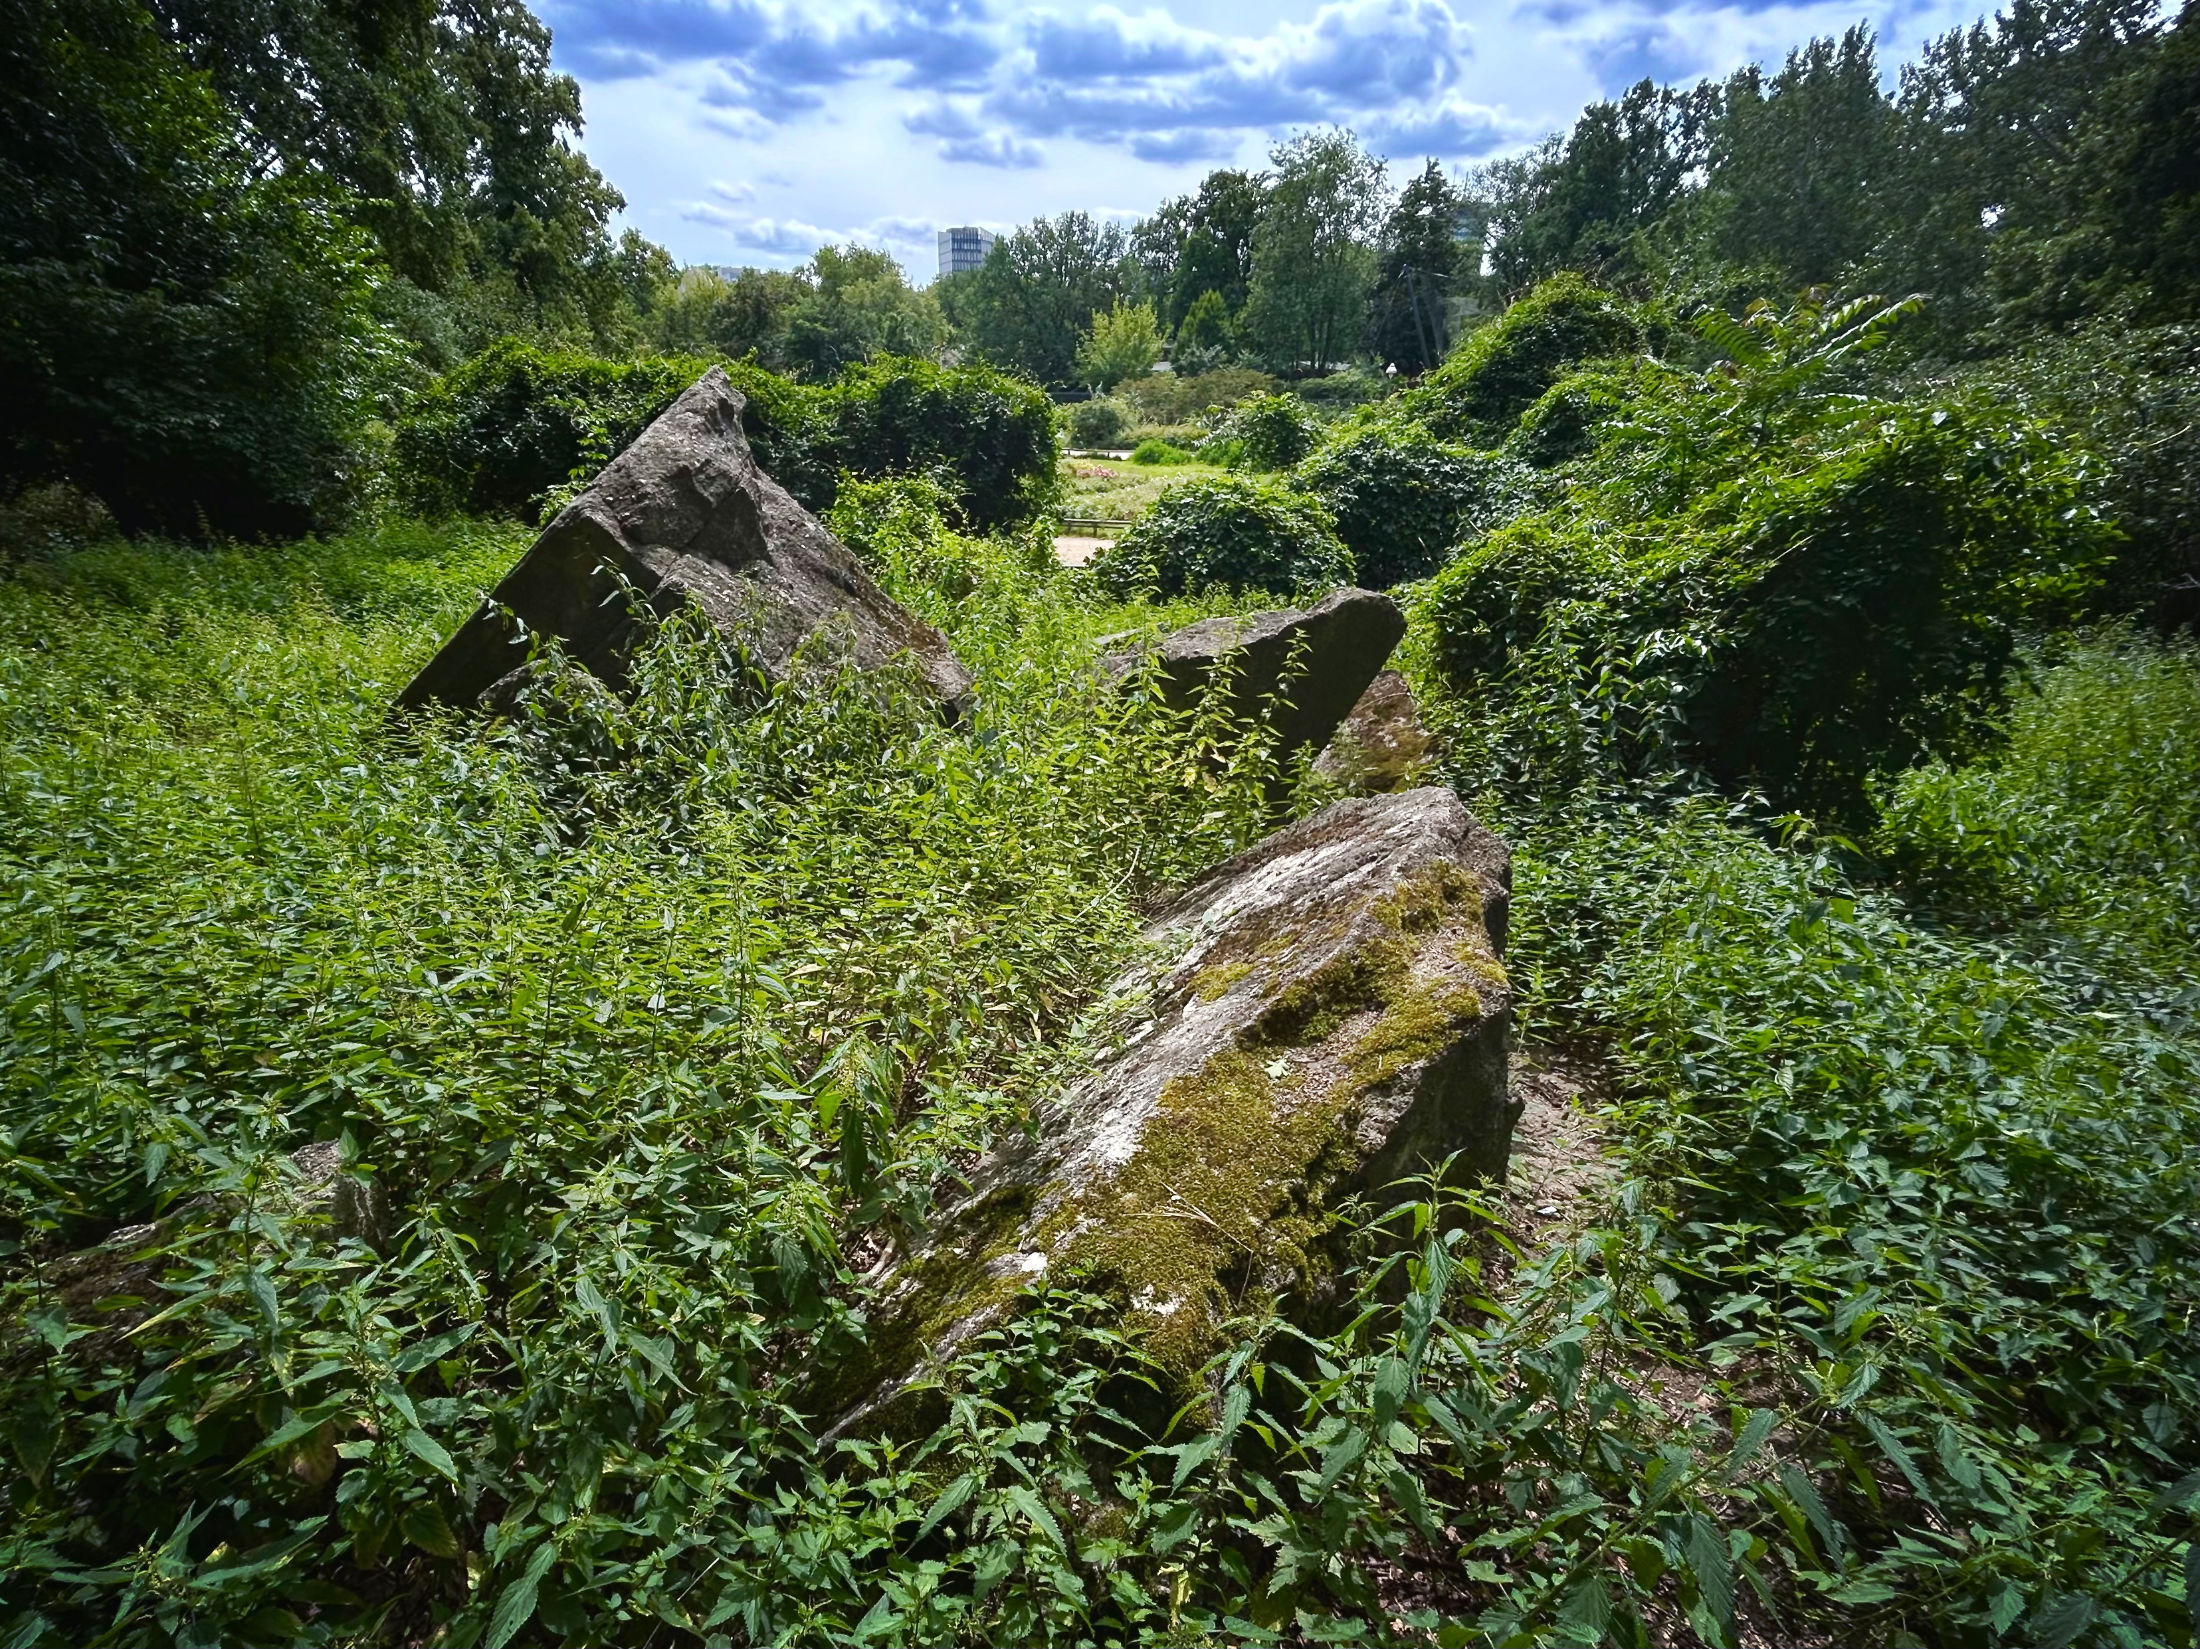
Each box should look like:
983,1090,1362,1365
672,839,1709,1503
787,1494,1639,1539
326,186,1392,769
1211,392,1321,472
391,344,1058,531
819,354,1061,532
1064,397,1130,448
1402,272,1644,447
1088,475,1350,600
1129,439,1197,466
1422,294,2114,826
1296,422,1540,586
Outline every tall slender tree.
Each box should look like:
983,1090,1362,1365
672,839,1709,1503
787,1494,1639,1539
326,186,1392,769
1367,160,1472,371
1241,131,1385,373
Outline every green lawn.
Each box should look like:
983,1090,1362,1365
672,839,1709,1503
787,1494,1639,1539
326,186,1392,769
1057,455,1230,522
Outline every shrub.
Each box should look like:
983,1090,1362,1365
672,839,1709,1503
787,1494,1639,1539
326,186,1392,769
824,473,1057,637
1425,405,2113,825
1295,421,1540,586
1871,624,2199,974
1506,358,1683,468
1116,365,1277,425
1928,321,2200,626
1089,475,1350,599
1293,367,1391,409
1404,273,1641,447
818,354,1061,531
1212,392,1320,471
389,339,773,519
392,345,1058,530
1129,438,1197,466
1066,397,1130,448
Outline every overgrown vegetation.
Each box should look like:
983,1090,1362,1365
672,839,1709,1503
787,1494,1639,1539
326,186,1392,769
391,342,1059,531
4,0,2198,1643
1090,475,1351,600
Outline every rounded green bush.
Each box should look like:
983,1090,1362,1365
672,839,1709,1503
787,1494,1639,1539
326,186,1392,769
1213,392,1320,471
1423,406,2114,824
1295,421,1539,586
1066,397,1130,448
820,355,1061,532
1405,273,1641,447
1089,475,1351,599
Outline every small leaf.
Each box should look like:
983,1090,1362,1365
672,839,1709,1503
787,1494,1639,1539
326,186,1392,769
3,1387,59,1489
1555,1572,1611,1646
1684,1513,1733,1631
393,1322,480,1375
1726,1408,1777,1478
2153,1466,2200,1511
244,1268,281,1336
1859,1412,1933,1503
1933,1424,1982,1494
485,1543,557,1649
1372,1356,1410,1429
2030,1593,2095,1649
915,1473,976,1540
1316,1426,1369,1494
402,1502,461,1558
1149,1498,1198,1553
1005,1484,1064,1550
1776,1462,1841,1556
1826,1577,1898,1604
401,1427,459,1483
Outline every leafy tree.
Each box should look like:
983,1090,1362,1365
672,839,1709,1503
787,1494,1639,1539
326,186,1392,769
938,213,1132,387
1473,80,1717,295
643,250,944,380
1706,29,1895,288
1076,299,1163,391
1242,131,1385,374
1176,289,1234,369
147,0,644,344
1366,161,1472,372
1887,0,2198,332
782,245,946,379
646,265,812,365
1140,169,1269,335
0,0,389,536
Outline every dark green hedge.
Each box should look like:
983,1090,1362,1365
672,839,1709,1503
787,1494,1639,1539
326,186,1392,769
818,355,1059,532
390,341,1057,530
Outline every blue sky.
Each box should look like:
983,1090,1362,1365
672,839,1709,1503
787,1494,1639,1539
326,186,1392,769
541,0,1991,282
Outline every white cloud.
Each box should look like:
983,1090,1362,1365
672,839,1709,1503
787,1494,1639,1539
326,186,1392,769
552,0,2006,271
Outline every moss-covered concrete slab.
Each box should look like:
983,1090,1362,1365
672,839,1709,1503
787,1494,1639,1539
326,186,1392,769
394,367,973,718
819,786,1515,1436
1098,589,1405,791
1312,668,1442,795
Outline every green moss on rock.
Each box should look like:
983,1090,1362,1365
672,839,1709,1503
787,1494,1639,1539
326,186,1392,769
1044,1046,1354,1380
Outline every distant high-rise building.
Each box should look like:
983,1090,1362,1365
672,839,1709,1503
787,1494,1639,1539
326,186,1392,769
937,226,996,279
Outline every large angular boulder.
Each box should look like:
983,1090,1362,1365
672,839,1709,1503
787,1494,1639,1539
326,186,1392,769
1098,589,1405,786
396,368,972,717
1312,669,1442,795
820,786,1515,1437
